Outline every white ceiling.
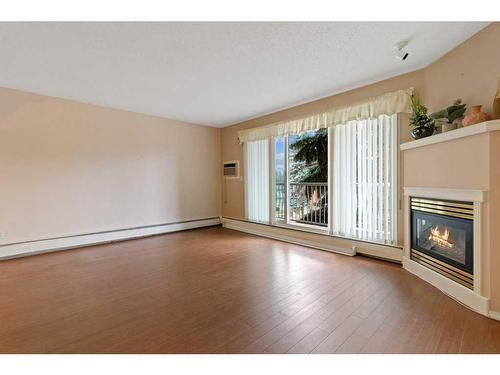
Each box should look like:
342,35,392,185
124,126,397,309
0,22,489,127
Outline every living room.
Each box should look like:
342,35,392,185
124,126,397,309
1,1,500,373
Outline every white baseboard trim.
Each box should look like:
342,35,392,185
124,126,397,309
222,217,358,257
402,256,490,317
489,310,500,322
0,217,221,260
353,244,402,263
222,218,403,262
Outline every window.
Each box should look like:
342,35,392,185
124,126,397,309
244,114,398,245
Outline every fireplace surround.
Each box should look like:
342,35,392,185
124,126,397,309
410,197,474,289
403,187,489,317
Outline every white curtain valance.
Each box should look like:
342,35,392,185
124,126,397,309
238,87,413,143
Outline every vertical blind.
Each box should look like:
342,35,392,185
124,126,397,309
244,139,270,223
243,114,398,245
332,114,397,244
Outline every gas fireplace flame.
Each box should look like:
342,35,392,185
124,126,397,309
428,226,454,248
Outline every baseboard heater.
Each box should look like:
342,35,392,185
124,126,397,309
221,217,403,262
221,217,354,256
0,217,221,260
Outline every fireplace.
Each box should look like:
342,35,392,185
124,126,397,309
410,197,474,289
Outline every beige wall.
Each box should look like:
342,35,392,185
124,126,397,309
0,87,221,245
424,22,500,116
402,134,490,191
489,132,500,311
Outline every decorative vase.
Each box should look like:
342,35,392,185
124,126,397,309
493,78,500,120
463,105,491,126
410,126,434,140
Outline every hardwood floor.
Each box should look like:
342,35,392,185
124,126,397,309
1,226,499,353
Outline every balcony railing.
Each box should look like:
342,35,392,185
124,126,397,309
275,182,328,227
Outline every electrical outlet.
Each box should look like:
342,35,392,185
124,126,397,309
0,231,4,239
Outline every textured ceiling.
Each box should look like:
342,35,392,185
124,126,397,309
0,22,489,127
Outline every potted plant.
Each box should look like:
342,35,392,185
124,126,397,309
430,99,466,132
408,94,435,139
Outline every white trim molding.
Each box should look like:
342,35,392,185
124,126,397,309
403,186,485,203
489,310,500,322
0,217,221,260
400,119,500,151
403,186,490,318
221,217,404,262
403,256,490,316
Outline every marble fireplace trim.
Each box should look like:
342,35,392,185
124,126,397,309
402,187,491,317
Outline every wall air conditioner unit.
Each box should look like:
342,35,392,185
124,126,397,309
223,161,240,179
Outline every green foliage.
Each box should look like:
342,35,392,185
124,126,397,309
430,99,466,123
289,128,328,183
408,93,435,129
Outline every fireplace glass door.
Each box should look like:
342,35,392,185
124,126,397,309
411,199,473,275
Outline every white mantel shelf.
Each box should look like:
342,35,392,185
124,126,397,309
400,119,500,151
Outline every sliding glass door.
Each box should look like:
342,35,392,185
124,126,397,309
271,130,329,230
288,130,328,228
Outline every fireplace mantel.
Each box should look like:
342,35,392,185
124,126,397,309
400,119,500,151
400,116,500,320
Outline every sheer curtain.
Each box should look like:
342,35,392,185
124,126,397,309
333,114,397,244
244,139,270,223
